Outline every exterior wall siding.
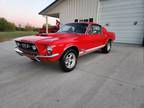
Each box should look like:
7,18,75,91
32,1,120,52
99,0,144,44
47,0,99,25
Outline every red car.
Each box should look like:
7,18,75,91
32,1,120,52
14,22,115,72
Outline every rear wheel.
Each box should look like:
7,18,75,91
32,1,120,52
59,49,78,72
101,41,112,53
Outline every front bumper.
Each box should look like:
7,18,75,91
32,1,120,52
14,48,59,62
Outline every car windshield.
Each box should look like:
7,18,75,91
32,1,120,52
58,23,88,34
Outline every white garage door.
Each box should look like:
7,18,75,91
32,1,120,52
99,0,144,44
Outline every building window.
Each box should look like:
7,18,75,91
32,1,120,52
89,18,93,22
79,19,84,22
77,18,94,22
75,19,78,22
84,19,89,22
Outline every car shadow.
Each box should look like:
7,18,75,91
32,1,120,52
25,50,116,73
28,60,62,73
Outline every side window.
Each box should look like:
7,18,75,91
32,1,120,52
91,24,101,34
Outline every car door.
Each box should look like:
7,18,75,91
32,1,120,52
78,26,95,51
77,24,94,52
78,33,94,52
88,24,105,47
77,24,104,54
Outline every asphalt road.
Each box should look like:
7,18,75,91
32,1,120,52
0,41,144,108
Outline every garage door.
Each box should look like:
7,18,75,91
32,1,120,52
99,0,144,44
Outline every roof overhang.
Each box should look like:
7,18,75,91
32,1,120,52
47,13,59,18
39,0,63,17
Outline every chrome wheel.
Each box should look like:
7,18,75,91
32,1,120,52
59,49,78,72
65,53,76,69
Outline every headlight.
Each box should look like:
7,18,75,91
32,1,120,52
16,42,20,47
46,46,53,55
32,45,37,50
47,46,53,51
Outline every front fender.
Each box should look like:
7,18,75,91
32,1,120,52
54,43,79,59
64,44,79,52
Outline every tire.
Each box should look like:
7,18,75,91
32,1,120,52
30,58,38,62
59,49,78,72
101,40,112,53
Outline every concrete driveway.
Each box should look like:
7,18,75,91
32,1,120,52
0,41,144,108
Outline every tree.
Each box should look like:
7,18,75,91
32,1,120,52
0,17,16,31
25,25,33,31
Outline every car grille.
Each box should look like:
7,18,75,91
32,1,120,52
16,41,38,53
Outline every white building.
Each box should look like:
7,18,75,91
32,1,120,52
39,0,144,44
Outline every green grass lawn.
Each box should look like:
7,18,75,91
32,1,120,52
0,31,38,42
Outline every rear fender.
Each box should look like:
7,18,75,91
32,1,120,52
104,32,116,44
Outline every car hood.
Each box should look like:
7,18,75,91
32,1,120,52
15,33,79,43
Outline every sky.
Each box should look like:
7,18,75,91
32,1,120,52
0,0,58,27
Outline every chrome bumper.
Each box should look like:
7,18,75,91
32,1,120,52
14,48,24,56
14,48,59,62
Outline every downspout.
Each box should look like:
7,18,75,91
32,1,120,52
96,0,100,23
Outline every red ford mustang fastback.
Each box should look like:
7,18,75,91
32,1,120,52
14,22,115,72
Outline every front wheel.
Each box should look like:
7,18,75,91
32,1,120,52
101,41,112,53
59,49,78,72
